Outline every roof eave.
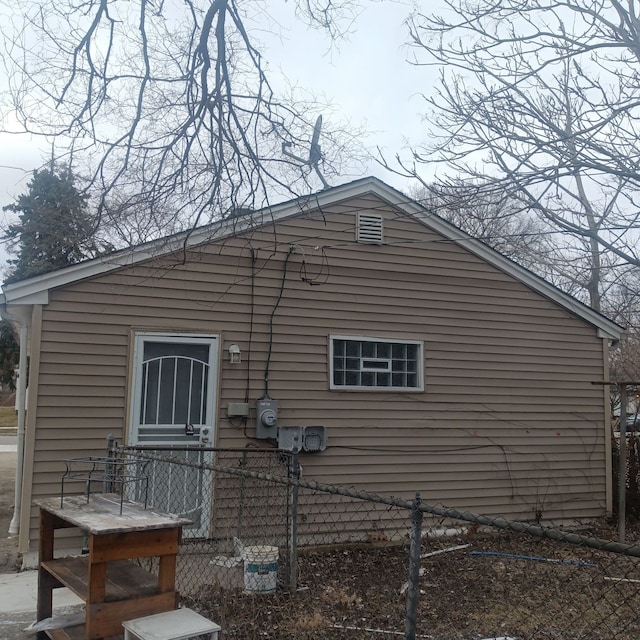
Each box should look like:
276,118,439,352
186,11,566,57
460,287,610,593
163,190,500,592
1,177,382,305
404,206,624,342
0,176,625,341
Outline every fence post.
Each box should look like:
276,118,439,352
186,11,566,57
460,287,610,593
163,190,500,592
619,385,628,543
405,492,423,640
288,452,300,592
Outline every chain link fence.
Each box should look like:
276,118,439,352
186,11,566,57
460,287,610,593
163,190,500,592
613,429,640,519
112,443,640,640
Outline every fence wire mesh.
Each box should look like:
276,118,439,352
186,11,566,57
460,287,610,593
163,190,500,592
114,445,640,640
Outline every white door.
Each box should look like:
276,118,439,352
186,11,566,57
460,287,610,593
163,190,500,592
128,332,218,538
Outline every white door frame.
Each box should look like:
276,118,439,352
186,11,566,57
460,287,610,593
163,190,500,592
128,331,219,538
128,331,219,445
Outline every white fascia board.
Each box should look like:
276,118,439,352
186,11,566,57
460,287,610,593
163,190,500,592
296,178,623,341
0,178,381,306
0,176,624,341
386,191,625,342
2,251,135,305
1,224,230,305
5,291,49,305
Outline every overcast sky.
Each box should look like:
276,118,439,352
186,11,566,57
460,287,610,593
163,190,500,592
262,0,428,182
0,1,434,268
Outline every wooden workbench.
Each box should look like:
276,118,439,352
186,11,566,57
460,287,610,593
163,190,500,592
36,494,192,640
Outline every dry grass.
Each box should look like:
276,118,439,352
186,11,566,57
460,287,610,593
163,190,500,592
0,406,17,429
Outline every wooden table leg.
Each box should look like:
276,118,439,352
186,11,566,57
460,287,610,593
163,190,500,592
86,556,107,640
158,528,179,608
158,554,177,596
37,509,55,640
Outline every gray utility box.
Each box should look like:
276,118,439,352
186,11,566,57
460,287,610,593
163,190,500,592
278,426,327,452
255,398,279,439
277,426,303,453
302,426,327,452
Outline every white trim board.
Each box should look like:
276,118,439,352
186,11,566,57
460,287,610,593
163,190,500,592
1,176,624,341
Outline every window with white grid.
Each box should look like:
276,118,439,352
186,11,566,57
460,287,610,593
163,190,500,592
330,336,423,391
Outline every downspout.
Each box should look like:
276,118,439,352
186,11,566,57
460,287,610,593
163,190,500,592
1,305,28,537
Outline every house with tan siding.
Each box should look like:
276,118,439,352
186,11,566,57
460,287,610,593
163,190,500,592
0,177,624,557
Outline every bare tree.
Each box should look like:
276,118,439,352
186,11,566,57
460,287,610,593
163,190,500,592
0,0,366,238
413,180,624,303
401,0,640,312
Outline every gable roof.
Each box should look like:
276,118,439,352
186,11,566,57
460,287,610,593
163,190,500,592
0,176,624,340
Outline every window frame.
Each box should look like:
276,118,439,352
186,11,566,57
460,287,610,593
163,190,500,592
329,335,424,392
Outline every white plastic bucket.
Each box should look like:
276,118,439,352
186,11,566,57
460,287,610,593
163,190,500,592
241,545,278,593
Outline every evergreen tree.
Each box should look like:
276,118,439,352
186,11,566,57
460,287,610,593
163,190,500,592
3,167,96,283
0,320,19,392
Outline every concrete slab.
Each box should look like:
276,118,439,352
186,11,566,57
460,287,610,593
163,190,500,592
0,570,83,614
0,609,35,640
0,433,17,453
0,570,84,640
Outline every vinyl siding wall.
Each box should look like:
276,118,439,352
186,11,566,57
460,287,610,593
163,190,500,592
24,195,610,548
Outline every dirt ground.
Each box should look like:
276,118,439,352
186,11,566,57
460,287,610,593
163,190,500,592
0,448,21,574
185,526,640,640
1,438,640,640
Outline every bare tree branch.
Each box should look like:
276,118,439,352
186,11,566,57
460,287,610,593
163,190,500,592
0,0,367,244
404,0,640,310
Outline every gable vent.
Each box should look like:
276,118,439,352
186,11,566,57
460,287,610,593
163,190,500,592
356,213,384,245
